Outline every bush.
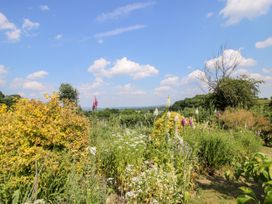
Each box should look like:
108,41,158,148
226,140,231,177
183,128,261,174
220,109,272,146
0,95,91,203
197,134,234,173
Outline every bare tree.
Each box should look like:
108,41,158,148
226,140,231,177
203,46,241,91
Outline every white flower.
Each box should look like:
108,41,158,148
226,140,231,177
195,108,199,115
126,191,136,198
89,146,96,156
125,164,133,172
150,198,159,204
34,200,46,204
166,111,171,118
131,176,140,183
153,108,159,117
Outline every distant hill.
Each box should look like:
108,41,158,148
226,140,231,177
171,94,212,111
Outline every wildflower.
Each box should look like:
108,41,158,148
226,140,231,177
189,117,193,127
33,199,46,204
89,146,96,156
166,96,171,108
131,176,140,183
166,111,171,118
195,108,199,115
92,96,98,111
126,191,136,198
216,111,221,118
174,114,179,122
176,135,184,146
150,199,159,204
126,164,133,172
107,177,114,182
153,108,159,117
181,117,186,126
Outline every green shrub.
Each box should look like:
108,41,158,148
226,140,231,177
197,134,234,173
0,95,92,203
183,128,261,174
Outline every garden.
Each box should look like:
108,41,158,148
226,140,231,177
0,89,272,203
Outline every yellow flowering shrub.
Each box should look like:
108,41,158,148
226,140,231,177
152,111,183,142
0,95,90,201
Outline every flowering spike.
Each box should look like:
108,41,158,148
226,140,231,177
181,117,186,127
153,108,159,117
195,108,199,115
189,117,193,127
166,96,171,108
174,114,179,122
92,96,98,111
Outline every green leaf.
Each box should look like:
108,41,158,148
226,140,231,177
269,164,272,179
12,189,20,204
237,195,255,204
239,186,255,197
264,191,272,204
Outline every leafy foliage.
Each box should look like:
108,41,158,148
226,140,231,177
0,91,21,107
235,153,272,204
171,94,213,111
0,95,90,203
212,77,261,110
58,83,79,105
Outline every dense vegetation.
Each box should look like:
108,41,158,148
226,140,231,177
0,75,271,203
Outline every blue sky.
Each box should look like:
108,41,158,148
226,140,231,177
0,0,272,107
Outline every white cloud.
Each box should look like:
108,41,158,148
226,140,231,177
256,37,272,48
23,81,45,91
263,67,272,73
5,29,21,41
154,85,171,96
79,78,104,92
0,65,7,86
188,69,207,82
155,75,181,96
96,1,156,21
94,24,146,39
22,18,40,30
88,57,159,79
40,5,50,11
55,34,63,40
237,68,272,82
160,75,180,86
0,65,7,75
220,0,272,25
205,49,256,70
11,70,48,92
0,12,21,41
207,12,214,18
0,12,16,30
27,70,48,80
155,70,209,97
117,83,146,95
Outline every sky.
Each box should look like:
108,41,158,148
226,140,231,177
0,0,272,108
